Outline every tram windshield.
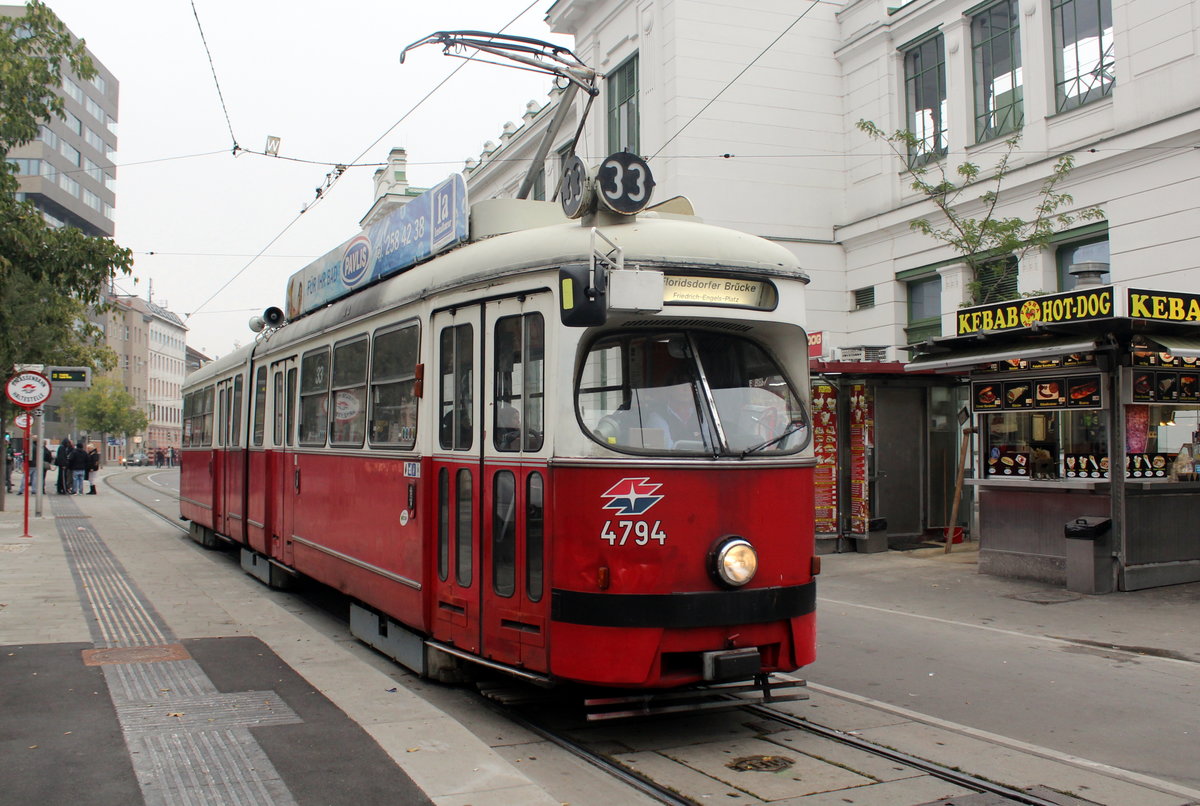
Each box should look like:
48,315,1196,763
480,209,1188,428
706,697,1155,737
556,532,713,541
578,331,809,457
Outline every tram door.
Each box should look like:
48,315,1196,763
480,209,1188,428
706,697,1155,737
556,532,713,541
269,357,298,566
430,308,483,652
429,296,551,669
215,374,245,541
480,297,550,671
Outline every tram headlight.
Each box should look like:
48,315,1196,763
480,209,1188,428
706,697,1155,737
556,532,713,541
709,536,758,588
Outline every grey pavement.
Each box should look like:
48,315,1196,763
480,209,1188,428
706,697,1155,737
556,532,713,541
1,471,1198,806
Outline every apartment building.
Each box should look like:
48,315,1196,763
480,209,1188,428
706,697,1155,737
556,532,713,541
1,4,118,237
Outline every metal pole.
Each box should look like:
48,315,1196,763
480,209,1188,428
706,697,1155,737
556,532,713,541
35,405,45,518
21,418,32,536
516,82,581,200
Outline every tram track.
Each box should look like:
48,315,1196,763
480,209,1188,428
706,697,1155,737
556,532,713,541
104,469,190,535
496,694,1083,805
100,470,1080,806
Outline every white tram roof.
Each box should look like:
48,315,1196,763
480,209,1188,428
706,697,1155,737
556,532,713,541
186,201,807,387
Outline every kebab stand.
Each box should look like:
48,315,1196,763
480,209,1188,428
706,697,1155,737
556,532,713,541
907,285,1200,593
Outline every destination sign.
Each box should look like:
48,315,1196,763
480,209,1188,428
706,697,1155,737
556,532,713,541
285,174,468,320
955,286,1114,336
662,275,774,309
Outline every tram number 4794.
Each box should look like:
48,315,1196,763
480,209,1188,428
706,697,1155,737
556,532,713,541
601,520,667,546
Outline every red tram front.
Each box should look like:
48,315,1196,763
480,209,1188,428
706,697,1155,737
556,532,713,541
180,157,816,698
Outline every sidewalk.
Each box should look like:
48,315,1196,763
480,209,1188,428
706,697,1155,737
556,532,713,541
2,485,1198,806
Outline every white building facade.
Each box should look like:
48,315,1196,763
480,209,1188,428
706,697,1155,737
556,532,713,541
456,0,1200,555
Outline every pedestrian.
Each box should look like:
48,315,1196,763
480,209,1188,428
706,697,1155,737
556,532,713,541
19,439,51,494
4,441,13,493
68,441,89,495
86,442,101,494
55,437,73,494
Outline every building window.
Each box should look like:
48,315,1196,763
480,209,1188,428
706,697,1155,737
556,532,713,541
975,255,1018,303
903,34,947,165
853,287,876,310
906,276,942,344
607,54,639,155
1052,0,1114,113
59,172,80,197
62,77,83,103
1057,237,1110,290
972,0,1023,142
59,141,81,166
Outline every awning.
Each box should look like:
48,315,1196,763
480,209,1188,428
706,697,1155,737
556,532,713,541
1136,335,1200,359
905,336,1100,372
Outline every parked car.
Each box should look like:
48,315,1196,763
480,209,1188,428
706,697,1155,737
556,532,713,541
127,452,149,466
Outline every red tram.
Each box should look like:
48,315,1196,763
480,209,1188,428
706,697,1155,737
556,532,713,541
180,155,817,702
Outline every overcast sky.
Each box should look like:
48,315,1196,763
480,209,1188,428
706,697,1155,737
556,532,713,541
45,1,569,358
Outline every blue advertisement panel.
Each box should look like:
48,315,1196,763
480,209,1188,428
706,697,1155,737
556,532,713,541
285,174,468,320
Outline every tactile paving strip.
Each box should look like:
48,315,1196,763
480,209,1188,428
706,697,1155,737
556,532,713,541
53,499,301,805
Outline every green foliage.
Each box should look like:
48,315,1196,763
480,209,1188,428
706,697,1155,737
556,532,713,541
0,0,93,154
0,2,132,398
856,120,1105,305
59,376,147,437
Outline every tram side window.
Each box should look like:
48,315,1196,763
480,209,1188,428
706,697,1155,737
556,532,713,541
439,324,473,451
200,386,214,446
286,368,297,447
493,313,545,452
272,370,284,446
299,348,330,446
217,386,229,447
370,323,419,448
456,468,473,587
438,468,450,582
230,374,244,448
252,367,267,447
182,392,193,447
492,470,516,597
527,472,544,603
331,337,368,446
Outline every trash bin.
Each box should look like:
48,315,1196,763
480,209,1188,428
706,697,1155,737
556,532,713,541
1064,516,1113,594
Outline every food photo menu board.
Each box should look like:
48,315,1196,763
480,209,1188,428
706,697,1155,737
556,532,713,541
1130,368,1200,403
973,374,1102,412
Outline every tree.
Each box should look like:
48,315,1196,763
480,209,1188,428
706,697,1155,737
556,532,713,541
1,2,134,508
0,1,133,372
856,121,1104,305
59,377,148,456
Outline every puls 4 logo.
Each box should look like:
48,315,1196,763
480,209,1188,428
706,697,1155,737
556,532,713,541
600,477,668,547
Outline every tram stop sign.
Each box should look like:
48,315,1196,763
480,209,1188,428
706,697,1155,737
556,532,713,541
6,370,52,408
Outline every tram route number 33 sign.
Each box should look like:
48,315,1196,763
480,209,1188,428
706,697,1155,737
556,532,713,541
6,371,52,408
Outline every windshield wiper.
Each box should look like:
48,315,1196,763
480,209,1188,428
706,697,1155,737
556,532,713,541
740,420,807,458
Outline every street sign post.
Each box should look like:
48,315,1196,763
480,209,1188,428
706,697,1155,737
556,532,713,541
6,371,52,537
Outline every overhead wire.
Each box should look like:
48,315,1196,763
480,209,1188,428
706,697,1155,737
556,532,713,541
182,0,541,321
189,0,239,152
